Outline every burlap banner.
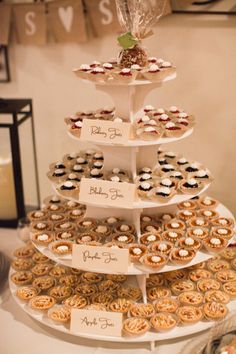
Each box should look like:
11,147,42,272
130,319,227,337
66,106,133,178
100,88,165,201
84,0,121,37
13,3,47,45
48,0,87,43
0,4,12,45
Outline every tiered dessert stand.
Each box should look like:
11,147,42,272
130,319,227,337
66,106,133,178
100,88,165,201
9,64,236,350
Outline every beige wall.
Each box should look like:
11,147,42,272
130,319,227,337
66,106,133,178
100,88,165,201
1,14,236,214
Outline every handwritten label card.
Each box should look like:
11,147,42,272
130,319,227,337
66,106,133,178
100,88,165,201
80,119,132,144
72,244,129,273
70,309,122,337
79,178,136,208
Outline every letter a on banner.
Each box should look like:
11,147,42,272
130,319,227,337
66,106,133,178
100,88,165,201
13,3,46,45
84,0,121,37
48,0,87,43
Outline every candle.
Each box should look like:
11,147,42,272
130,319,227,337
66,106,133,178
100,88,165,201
0,157,17,219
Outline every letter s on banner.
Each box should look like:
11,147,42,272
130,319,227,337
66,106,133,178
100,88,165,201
25,12,36,35
99,0,113,25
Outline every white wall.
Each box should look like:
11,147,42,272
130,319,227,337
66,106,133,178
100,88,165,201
1,14,236,213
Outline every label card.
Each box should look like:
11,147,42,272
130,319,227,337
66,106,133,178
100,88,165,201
72,244,129,273
79,178,136,208
80,119,132,145
70,309,122,337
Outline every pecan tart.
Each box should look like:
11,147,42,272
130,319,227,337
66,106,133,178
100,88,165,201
13,246,35,259
123,317,150,336
16,286,40,301
49,285,73,303
207,258,230,272
106,274,127,283
177,306,203,324
80,272,104,284
11,258,34,271
154,298,179,314
146,274,165,287
64,294,88,309
11,271,33,285
203,236,228,253
128,244,148,262
197,278,221,293
130,303,155,319
189,269,213,282
150,313,177,332
59,275,78,287
98,280,120,294
31,263,53,277
140,232,162,245
109,298,133,313
141,253,167,270
50,240,73,255
117,286,142,302
75,284,98,297
33,276,56,291
29,295,55,311
32,252,50,264
223,281,236,298
178,291,203,306
48,306,71,323
171,280,195,295
31,232,54,245
216,269,236,283
170,248,196,265
204,290,230,304
203,301,228,321
147,286,171,302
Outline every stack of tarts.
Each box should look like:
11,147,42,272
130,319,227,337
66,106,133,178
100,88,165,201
10,242,236,337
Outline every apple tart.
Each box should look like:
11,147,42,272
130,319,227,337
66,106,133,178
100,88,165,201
220,248,236,260
49,265,69,278
98,280,121,294
188,269,213,282
154,298,179,314
130,303,155,319
177,306,203,324
11,258,34,271
207,258,230,272
64,294,88,309
171,280,195,295
33,276,56,291
91,292,114,307
215,269,236,283
178,291,203,306
59,275,78,287
31,263,53,277
11,271,33,286
203,301,228,321
117,286,142,302
80,272,104,284
75,284,98,297
197,278,221,293
150,313,177,332
109,298,133,313
147,286,171,302
29,295,55,311
16,286,40,301
49,285,73,303
48,306,71,323
146,274,165,287
32,252,50,264
106,274,127,283
123,317,150,336
13,246,35,259
223,281,236,298
204,290,230,304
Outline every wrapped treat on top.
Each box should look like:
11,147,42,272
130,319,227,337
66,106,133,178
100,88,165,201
115,0,167,68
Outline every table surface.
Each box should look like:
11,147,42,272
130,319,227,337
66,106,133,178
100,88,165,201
0,228,206,354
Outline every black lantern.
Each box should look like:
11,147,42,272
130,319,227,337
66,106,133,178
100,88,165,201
0,99,40,227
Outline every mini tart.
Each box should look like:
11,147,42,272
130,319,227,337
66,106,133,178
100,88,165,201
140,215,155,223
164,269,188,282
48,213,67,224
211,217,234,228
64,295,88,309
179,178,203,194
198,209,219,220
211,226,234,239
141,253,167,270
137,181,154,199
49,285,73,303
176,209,197,221
29,295,55,311
122,317,150,336
31,263,53,277
33,276,56,291
150,313,177,332
187,227,209,240
135,125,163,141
187,217,209,228
30,221,52,233
198,196,219,210
146,274,165,287
49,265,69,278
178,291,203,306
93,224,111,239
77,218,97,232
165,219,186,231
162,230,184,243
215,269,236,283
80,272,104,284
128,244,148,262
207,258,230,272
112,232,135,245
54,221,75,232
111,68,137,83
98,280,121,294
43,195,65,206
130,303,155,319
147,286,171,302
188,269,213,282
31,232,54,245
55,230,75,241
75,284,98,297
76,232,98,245
222,281,236,298
57,181,79,198
155,298,179,314
170,248,196,265
203,236,228,253
158,213,175,223
114,223,135,234
13,246,36,259
67,208,85,221
11,258,34,271
44,203,65,214
150,241,173,256
204,290,230,304
140,232,162,245
32,252,50,264
11,271,33,286
197,278,221,292
109,298,133,313
104,216,121,226
141,223,162,234
220,248,236,260
177,200,198,210
50,240,73,255
190,169,213,183
64,200,85,210
59,275,78,287
164,121,185,137
85,304,107,311
159,163,176,175
28,210,48,222
106,274,127,283
48,306,71,323
188,261,206,270
177,236,202,251
91,292,114,307
117,286,142,302
176,306,203,325
171,280,195,295
16,286,40,301
203,301,228,321
47,169,68,184
150,186,176,203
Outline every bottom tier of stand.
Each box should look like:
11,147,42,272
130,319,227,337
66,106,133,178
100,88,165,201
9,276,236,344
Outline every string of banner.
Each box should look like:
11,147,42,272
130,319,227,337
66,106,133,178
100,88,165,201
0,0,171,45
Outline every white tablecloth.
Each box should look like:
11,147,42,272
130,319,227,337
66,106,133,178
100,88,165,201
0,228,206,354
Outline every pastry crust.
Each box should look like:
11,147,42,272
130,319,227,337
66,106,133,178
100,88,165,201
171,280,195,295
11,258,34,271
11,271,33,286
30,295,55,311
75,284,98,297
177,306,203,324
154,297,179,313
123,317,150,336
141,253,167,270
64,295,88,309
203,301,228,321
188,269,212,282
109,298,133,313
117,286,142,302
207,258,230,272
33,276,56,291
128,244,148,262
49,285,73,303
178,291,203,306
197,278,221,292
48,306,71,323
203,236,228,253
215,269,236,283
130,303,155,319
223,281,236,298
140,232,162,245
147,286,171,302
170,248,196,265
13,246,35,259
146,274,165,287
31,263,53,277
80,272,104,284
150,313,177,332
204,290,230,304
50,240,73,255
16,286,40,301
